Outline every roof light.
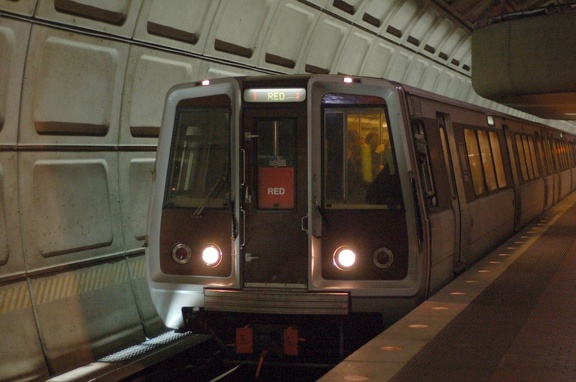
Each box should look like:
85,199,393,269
487,115,495,126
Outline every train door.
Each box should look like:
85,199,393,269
436,113,471,270
241,106,308,287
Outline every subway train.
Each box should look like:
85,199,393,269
146,74,576,357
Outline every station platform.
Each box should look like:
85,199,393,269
320,192,576,381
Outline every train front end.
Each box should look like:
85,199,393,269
147,75,423,350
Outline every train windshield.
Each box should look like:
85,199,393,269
323,95,401,209
164,106,230,209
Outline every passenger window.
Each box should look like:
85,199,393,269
528,136,539,177
489,131,507,188
543,138,555,173
464,129,485,195
516,134,529,181
440,126,457,199
478,130,497,191
257,119,296,210
522,136,535,179
323,97,401,209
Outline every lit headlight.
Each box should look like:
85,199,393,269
172,243,192,264
333,246,356,270
202,244,222,267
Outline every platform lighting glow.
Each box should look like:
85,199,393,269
343,77,353,84
201,79,210,86
334,247,356,270
202,244,222,267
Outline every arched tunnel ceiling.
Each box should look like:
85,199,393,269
1,0,575,131
430,0,576,126
429,0,574,31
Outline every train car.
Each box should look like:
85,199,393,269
146,74,576,358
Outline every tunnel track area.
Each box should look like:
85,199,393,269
46,329,337,382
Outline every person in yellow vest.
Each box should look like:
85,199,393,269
362,132,386,183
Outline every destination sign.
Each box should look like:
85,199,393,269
244,88,306,103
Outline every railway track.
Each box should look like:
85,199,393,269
49,330,334,382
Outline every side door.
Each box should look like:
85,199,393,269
241,106,308,287
435,113,467,271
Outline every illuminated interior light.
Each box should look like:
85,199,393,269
333,246,356,270
408,324,428,329
172,243,192,264
201,79,210,86
202,244,222,267
343,77,353,83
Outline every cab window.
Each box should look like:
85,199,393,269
322,94,401,209
165,105,229,208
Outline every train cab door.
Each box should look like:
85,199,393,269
240,105,308,288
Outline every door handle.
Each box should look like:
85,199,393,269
245,253,259,262
301,215,308,232
244,185,251,204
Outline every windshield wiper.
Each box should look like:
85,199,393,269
192,175,226,217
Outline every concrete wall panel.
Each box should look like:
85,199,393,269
0,17,29,145
35,0,142,37
19,152,123,269
0,152,24,278
20,26,128,146
303,15,348,74
0,0,36,16
0,281,50,381
335,29,373,75
121,46,198,145
31,260,144,375
361,41,396,78
128,255,166,338
119,153,155,249
260,0,318,72
133,0,219,54
205,0,279,65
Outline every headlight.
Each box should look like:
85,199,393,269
172,243,192,264
333,246,356,270
202,244,222,267
373,247,394,269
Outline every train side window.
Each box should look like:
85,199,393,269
165,106,230,208
477,130,497,191
543,138,555,173
323,102,401,209
522,135,535,179
515,134,529,181
527,136,540,177
536,139,547,175
488,131,507,188
464,129,485,195
439,126,457,199
561,142,569,170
